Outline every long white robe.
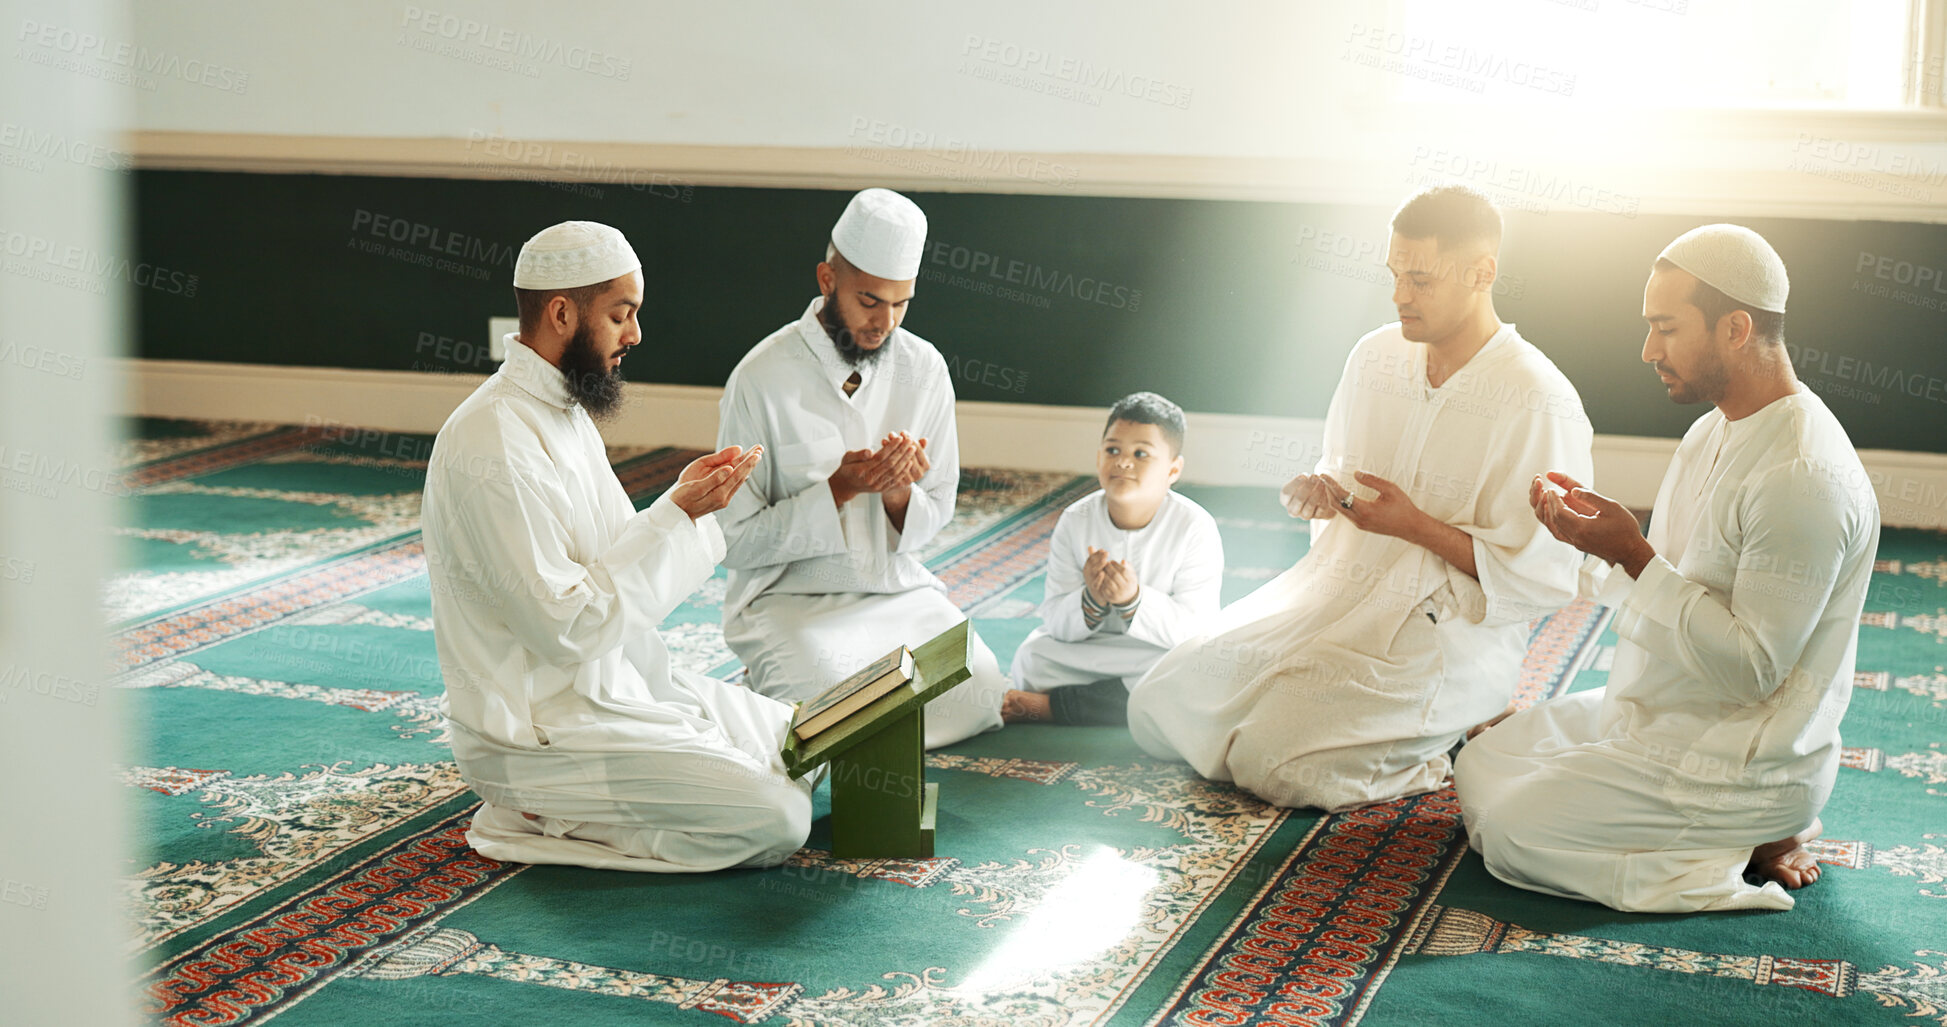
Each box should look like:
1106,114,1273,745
423,335,812,873
1127,323,1593,810
716,298,1005,749
1011,489,1225,692
1455,390,1879,912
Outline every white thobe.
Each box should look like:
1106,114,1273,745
1128,323,1594,810
422,335,812,873
716,298,1005,749
1011,490,1225,692
1456,390,1879,912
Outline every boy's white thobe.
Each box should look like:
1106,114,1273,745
1128,323,1593,810
1011,489,1225,692
716,298,1005,749
423,336,812,873
1456,390,1879,912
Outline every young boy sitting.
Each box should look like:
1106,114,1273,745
1003,392,1225,725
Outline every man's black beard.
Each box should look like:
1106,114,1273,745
818,292,886,369
559,320,625,420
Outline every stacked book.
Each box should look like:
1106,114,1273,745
790,646,916,741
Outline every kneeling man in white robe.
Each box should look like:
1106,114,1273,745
424,221,812,872
717,189,1005,749
1127,186,1593,810
1456,225,1880,912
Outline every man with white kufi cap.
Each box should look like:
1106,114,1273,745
716,189,1006,748
422,220,815,872
1457,224,1881,912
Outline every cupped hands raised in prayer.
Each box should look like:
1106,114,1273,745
1318,471,1430,541
1288,469,1441,543
1528,471,1655,579
830,431,929,506
1283,469,1481,580
1082,546,1139,607
671,445,764,520
1280,473,1342,521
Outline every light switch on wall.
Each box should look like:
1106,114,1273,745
488,318,519,362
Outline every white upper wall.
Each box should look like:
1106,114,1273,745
110,0,1947,220
128,0,1339,153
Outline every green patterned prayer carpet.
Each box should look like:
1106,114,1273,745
109,418,1947,1026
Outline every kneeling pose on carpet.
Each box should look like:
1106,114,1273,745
1456,224,1881,912
423,221,814,872
1003,391,1224,726
1126,186,1594,811
716,188,1007,749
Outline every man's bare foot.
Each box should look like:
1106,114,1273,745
1002,689,1054,723
1467,700,1518,741
521,811,541,822
1749,818,1824,889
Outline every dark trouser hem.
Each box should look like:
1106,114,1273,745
1049,677,1130,726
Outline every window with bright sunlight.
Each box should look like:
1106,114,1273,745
1374,0,1927,109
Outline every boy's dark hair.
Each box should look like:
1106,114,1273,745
1104,391,1186,456
1652,258,1786,344
1391,185,1503,253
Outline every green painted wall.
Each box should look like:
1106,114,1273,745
134,170,1947,452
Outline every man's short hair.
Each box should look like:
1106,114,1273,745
514,283,606,335
1105,391,1187,456
1391,186,1503,253
1654,257,1786,344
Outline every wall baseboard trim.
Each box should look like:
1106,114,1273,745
122,358,1947,528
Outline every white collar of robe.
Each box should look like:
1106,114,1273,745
499,334,578,410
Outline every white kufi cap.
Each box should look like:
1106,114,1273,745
1655,223,1788,313
830,188,927,280
513,220,641,290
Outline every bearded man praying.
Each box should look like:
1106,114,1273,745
715,189,1005,749
423,221,813,872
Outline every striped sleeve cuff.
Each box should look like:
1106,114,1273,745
1081,589,1108,630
